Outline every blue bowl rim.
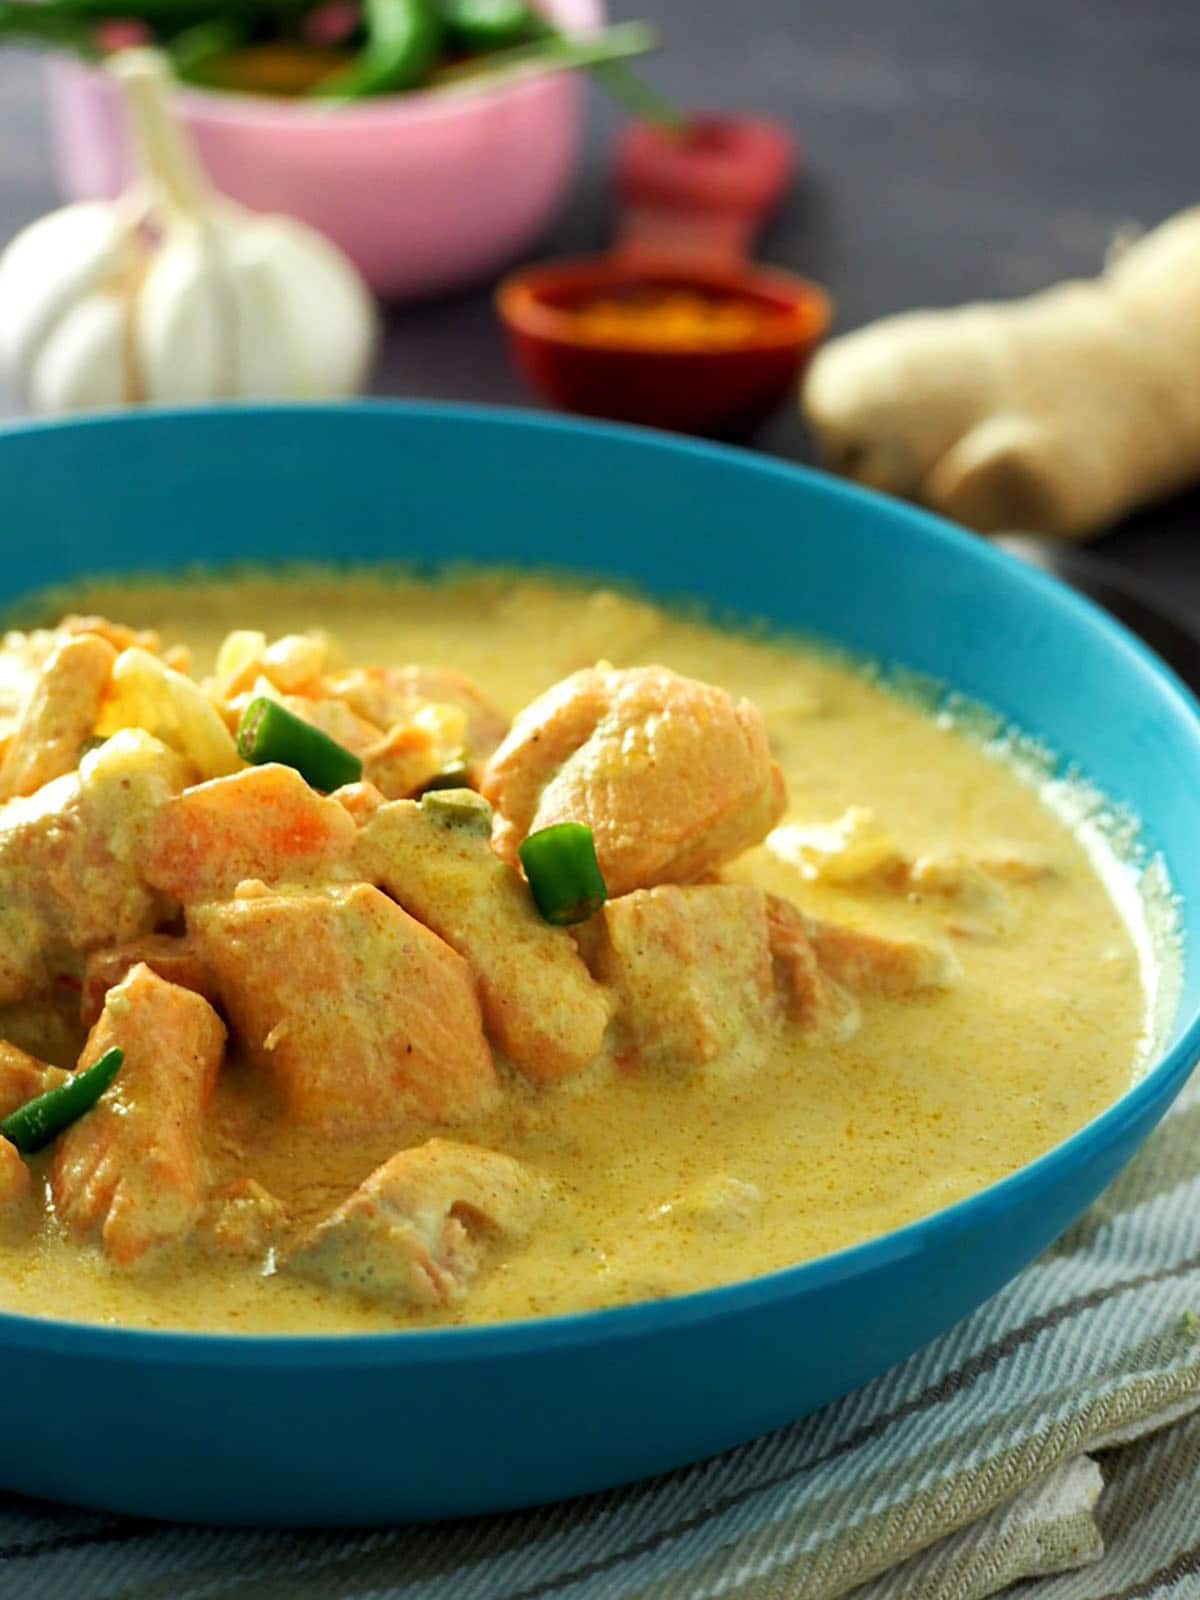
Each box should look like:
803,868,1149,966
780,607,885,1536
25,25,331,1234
0,399,1197,1368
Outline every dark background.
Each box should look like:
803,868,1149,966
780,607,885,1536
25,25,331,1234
2,0,1198,602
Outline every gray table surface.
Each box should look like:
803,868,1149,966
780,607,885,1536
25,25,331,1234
1,0,1199,605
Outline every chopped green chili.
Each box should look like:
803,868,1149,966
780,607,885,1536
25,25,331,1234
1,1047,124,1154
236,697,363,792
519,822,608,925
421,786,493,831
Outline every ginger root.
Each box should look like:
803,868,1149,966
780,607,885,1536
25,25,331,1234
801,207,1200,541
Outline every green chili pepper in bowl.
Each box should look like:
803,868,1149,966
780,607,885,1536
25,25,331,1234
168,17,250,84
1,1047,124,1155
440,0,538,53
315,0,442,101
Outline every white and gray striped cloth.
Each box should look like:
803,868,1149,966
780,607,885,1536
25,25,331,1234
5,1071,1200,1600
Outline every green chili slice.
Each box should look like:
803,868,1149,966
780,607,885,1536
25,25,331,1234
519,822,608,925
1,1047,124,1155
236,697,363,792
421,786,492,831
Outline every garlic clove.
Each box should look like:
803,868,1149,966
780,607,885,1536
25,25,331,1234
218,225,314,399
136,221,235,403
0,203,130,402
231,217,379,399
29,292,130,414
1,49,378,416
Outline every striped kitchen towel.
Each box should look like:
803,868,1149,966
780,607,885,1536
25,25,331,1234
4,1069,1200,1600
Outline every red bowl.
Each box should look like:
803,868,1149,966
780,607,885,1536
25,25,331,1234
496,256,832,438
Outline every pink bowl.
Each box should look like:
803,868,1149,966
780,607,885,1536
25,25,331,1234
44,0,602,302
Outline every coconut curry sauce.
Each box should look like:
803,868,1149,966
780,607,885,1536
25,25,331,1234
0,573,1162,1333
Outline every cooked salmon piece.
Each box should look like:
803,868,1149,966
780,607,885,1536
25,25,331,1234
764,895,862,1038
361,703,470,801
203,1178,288,1260
971,849,1057,885
80,934,218,1028
767,807,908,887
362,721,445,801
97,647,241,781
212,631,330,700
272,693,381,756
908,852,1015,939
0,632,53,753
0,633,116,801
803,913,962,996
328,665,509,780
191,882,499,1132
284,1138,548,1307
51,964,227,1267
582,884,778,1066
0,730,188,1005
0,1138,30,1208
359,794,613,1083
59,615,161,654
332,779,386,824
0,1040,67,1118
142,763,358,904
481,665,786,897
769,811,1053,938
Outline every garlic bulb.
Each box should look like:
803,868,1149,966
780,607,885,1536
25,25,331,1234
0,50,378,413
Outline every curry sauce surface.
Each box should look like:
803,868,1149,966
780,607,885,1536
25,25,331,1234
0,573,1158,1333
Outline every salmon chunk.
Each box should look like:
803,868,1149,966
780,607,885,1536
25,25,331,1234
0,730,188,1005
764,895,861,1039
329,666,509,780
359,793,613,1083
210,630,329,700
803,914,962,996
142,763,358,904
80,934,218,1028
51,964,227,1267
203,1178,288,1260
270,694,381,756
0,1138,30,1208
360,702,471,801
284,1138,548,1307
191,882,498,1132
0,633,116,801
583,884,777,1066
769,810,1055,940
481,665,786,897
0,1040,67,1118
767,807,907,887
908,852,1015,939
59,615,161,655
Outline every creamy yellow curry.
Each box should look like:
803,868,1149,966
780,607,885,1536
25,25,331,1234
0,571,1167,1334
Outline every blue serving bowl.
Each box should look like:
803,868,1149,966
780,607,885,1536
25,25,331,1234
1,404,1198,1526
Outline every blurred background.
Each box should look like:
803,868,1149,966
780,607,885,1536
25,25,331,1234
1,0,1198,595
